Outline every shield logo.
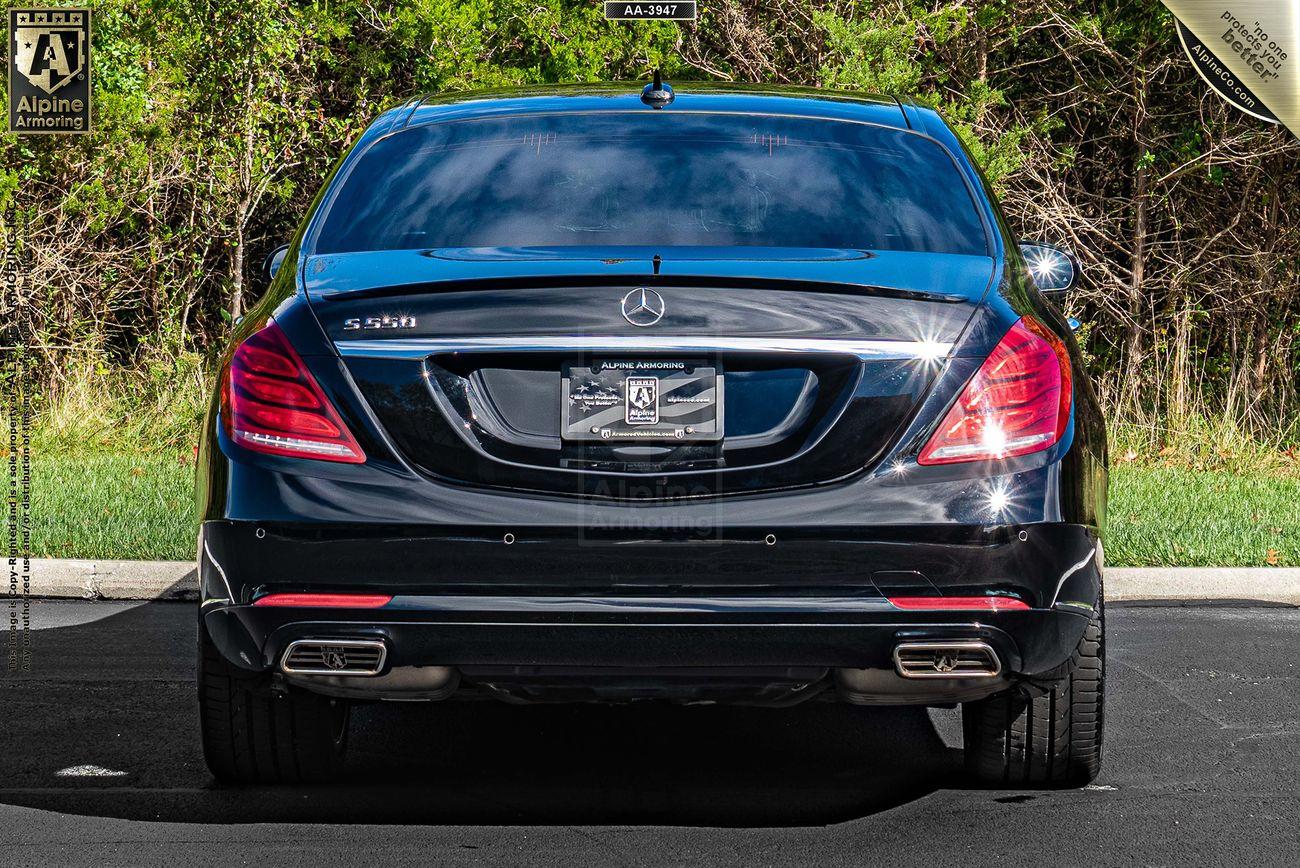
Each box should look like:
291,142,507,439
629,383,655,410
320,647,348,671
625,376,659,425
13,19,85,95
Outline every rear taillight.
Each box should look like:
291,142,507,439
918,316,1071,465
221,320,365,463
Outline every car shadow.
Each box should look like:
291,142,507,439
1,594,967,827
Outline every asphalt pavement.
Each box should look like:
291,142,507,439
1,599,1297,866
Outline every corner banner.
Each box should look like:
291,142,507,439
1162,1,1297,135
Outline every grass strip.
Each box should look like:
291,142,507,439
9,453,1297,567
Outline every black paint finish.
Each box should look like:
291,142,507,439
195,83,1108,699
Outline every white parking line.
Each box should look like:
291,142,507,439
54,765,128,778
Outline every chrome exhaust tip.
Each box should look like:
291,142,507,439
893,641,1001,679
281,638,387,677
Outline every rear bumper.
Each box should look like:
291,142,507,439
198,518,1102,606
203,590,1091,678
199,518,1101,701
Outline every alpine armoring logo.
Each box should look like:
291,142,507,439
1161,1,1296,134
1176,19,1279,124
8,8,91,134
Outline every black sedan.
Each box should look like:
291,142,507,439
195,79,1106,787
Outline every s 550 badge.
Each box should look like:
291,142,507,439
342,315,417,331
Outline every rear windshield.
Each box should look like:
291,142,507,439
314,112,988,256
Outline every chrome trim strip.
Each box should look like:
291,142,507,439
335,336,952,361
1048,547,1097,608
280,638,388,677
384,594,899,615
201,537,234,606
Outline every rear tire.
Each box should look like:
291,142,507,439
962,604,1104,786
199,624,350,784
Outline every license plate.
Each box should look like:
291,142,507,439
562,360,722,441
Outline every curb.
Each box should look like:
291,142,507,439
17,559,198,601
1104,567,1300,605
8,560,1300,605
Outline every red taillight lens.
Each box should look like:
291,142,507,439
918,317,1071,465
253,593,392,608
221,320,365,463
237,372,321,409
886,595,1030,611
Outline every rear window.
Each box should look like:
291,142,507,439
315,112,988,256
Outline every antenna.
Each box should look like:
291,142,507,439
640,70,675,108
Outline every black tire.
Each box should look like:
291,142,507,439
962,604,1104,787
198,624,350,784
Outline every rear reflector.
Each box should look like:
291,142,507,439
887,595,1029,611
253,593,392,608
221,320,366,463
918,316,1071,465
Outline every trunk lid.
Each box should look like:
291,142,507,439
305,247,993,498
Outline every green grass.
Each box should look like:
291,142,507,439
1106,465,1297,567
6,450,1297,566
24,452,198,561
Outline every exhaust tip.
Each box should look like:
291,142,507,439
281,639,387,677
893,641,1001,679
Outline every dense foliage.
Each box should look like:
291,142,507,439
4,0,1298,449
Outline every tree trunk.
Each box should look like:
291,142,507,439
1171,288,1190,423
229,23,259,325
1249,164,1281,404
229,215,246,321
1124,72,1150,413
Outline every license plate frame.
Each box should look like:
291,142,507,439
561,359,723,442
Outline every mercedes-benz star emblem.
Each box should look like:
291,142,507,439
620,288,665,327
